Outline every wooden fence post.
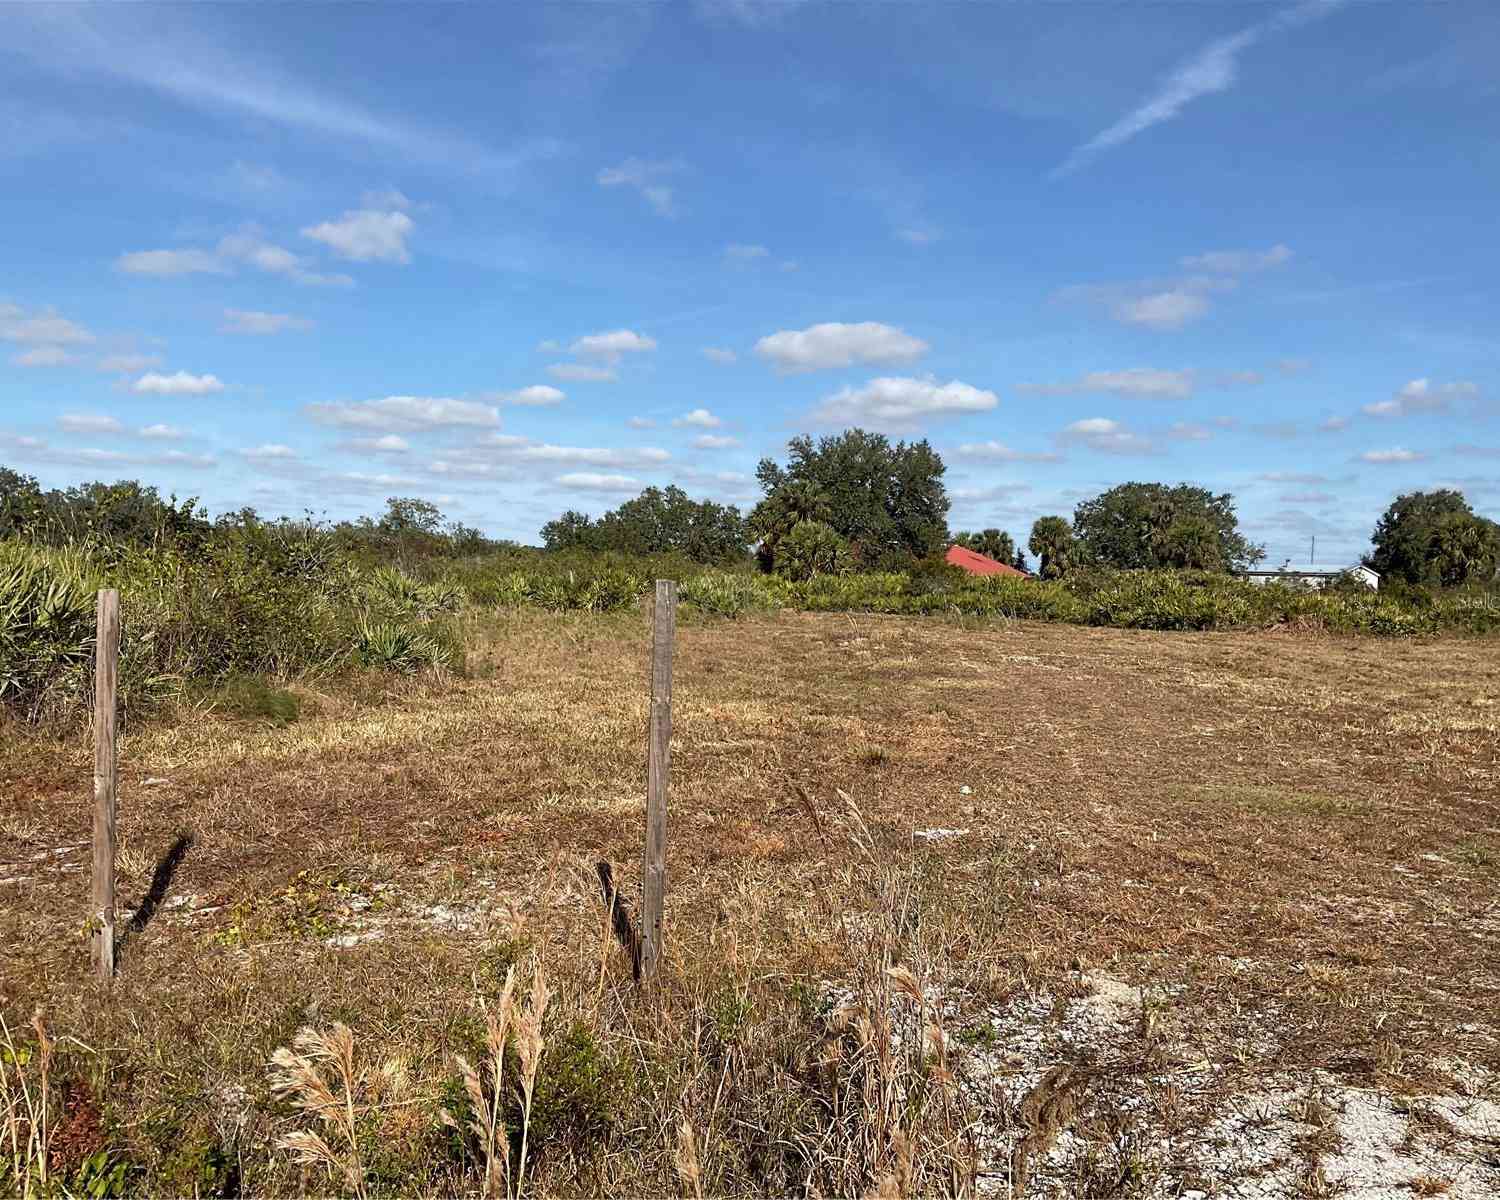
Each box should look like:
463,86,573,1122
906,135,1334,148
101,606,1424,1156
640,579,676,983
93,589,120,982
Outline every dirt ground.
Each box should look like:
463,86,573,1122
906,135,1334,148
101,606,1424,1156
3,610,1498,1195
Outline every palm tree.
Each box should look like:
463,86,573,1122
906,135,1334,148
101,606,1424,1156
1028,516,1075,580
1428,513,1500,587
749,481,833,570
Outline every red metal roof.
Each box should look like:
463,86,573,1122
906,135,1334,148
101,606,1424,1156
945,544,1028,577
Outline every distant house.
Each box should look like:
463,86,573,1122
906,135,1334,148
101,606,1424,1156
944,544,1029,578
1237,564,1380,590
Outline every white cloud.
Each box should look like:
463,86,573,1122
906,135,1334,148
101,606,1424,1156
1117,290,1212,331
1359,447,1425,464
1279,490,1337,504
305,396,500,431
812,377,998,428
1058,244,1289,331
122,229,353,287
0,432,215,470
1167,422,1214,441
59,413,124,434
138,423,186,440
724,243,769,260
98,352,164,373
1020,367,1197,400
672,408,721,428
1181,244,1294,273
556,472,641,492
502,385,566,407
627,416,657,429
569,329,657,362
1363,377,1477,418
132,370,225,396
1057,417,1158,456
426,436,671,482
6,10,560,180
755,321,929,373
301,208,415,263
955,440,1061,463
702,347,737,365
1319,415,1351,432
361,188,412,211
0,306,94,345
221,308,315,335
951,482,1032,502
227,231,350,286
347,434,411,455
597,158,682,217
1051,3,1346,176
509,441,669,467
547,363,617,383
11,346,73,368
693,434,739,449
116,248,228,277
241,444,299,461
536,339,562,353
1256,471,1331,484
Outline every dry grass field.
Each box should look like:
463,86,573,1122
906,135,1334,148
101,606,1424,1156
3,609,1499,1197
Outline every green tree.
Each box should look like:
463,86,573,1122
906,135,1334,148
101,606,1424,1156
1155,514,1226,570
748,480,835,570
953,528,1017,564
42,479,207,548
540,510,602,552
773,520,852,580
1072,482,1263,572
752,429,949,571
1028,516,1075,580
0,467,44,538
378,497,444,538
541,487,749,564
1368,489,1497,586
1427,511,1500,588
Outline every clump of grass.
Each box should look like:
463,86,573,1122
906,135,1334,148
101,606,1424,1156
1455,838,1496,869
1193,784,1364,818
442,959,551,1200
268,1023,368,1198
219,678,301,726
1,1010,54,1200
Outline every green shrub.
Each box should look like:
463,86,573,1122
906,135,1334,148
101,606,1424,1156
219,678,300,725
354,618,459,673
0,540,98,716
1,536,467,723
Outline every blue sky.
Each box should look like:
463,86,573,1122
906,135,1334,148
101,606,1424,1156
2,0,1497,564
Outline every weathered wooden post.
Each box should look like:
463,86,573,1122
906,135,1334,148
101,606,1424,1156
640,579,676,983
93,589,120,981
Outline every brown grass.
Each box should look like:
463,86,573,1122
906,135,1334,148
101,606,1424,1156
2,609,1498,1194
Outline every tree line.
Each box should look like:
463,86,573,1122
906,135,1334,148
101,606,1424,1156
5,426,1497,588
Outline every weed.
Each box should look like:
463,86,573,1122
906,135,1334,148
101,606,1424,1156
1455,838,1496,869
268,1023,368,1198
0,1011,53,1199
442,960,551,1199
220,677,300,726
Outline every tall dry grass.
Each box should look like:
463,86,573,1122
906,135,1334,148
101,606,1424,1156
0,1011,53,1200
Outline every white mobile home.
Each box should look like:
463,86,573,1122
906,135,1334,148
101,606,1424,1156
1237,564,1380,590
